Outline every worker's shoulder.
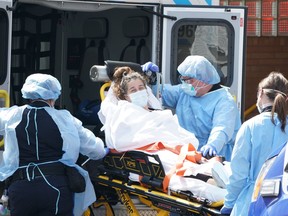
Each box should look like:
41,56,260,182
48,107,74,118
206,87,234,101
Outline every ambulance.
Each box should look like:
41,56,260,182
0,0,247,117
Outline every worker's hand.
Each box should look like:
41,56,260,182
220,206,232,215
141,62,159,73
200,145,217,159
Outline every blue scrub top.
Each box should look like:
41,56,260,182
161,84,241,161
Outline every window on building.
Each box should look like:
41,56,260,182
220,0,288,36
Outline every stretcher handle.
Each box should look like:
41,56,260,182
100,82,111,101
0,90,9,108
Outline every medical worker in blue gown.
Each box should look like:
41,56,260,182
220,71,288,216
0,74,107,216
142,55,241,161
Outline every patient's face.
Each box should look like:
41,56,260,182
125,78,146,102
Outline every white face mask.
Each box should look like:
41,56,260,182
180,80,207,97
257,102,272,113
256,101,262,113
181,82,197,96
129,89,148,108
256,90,262,113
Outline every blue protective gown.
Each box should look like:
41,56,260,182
161,84,241,161
224,112,288,216
0,104,106,215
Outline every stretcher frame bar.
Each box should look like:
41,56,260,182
93,175,222,216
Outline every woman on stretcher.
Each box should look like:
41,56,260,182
98,66,230,203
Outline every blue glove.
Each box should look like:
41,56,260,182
200,145,217,158
104,147,110,156
141,62,159,73
220,206,232,215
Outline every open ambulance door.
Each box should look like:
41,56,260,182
0,0,11,107
0,0,12,147
160,5,247,120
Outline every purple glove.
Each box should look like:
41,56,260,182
200,145,217,158
141,62,159,73
220,206,232,215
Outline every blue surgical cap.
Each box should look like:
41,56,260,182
177,55,220,84
21,73,61,100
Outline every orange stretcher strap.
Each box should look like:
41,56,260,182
162,143,202,192
137,142,202,192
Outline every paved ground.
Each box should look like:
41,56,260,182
90,202,157,216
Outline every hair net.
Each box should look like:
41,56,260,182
21,73,61,100
177,55,220,84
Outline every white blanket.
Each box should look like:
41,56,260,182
98,98,199,151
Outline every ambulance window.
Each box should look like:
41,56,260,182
0,9,8,85
171,21,234,87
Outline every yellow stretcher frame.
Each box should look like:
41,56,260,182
100,82,111,101
0,90,10,148
84,151,223,216
90,175,223,216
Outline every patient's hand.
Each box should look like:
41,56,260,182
209,156,224,163
197,157,206,164
198,155,224,164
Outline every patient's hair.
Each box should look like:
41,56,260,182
112,66,147,100
258,71,288,131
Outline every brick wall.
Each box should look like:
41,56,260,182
244,37,288,120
